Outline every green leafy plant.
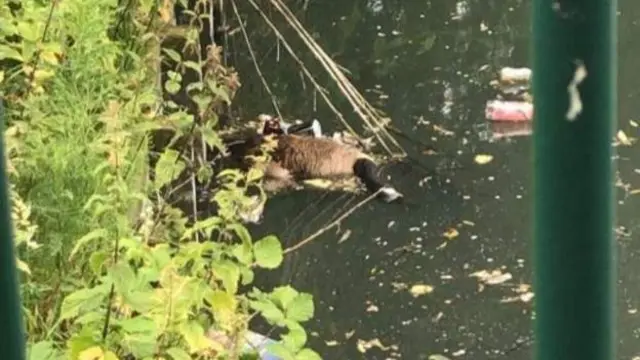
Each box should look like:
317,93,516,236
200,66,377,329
2,0,321,358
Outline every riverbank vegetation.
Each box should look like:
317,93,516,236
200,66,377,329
2,0,322,358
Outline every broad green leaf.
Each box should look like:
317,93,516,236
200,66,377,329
212,259,240,294
89,252,108,276
281,320,307,353
231,243,253,265
79,346,103,360
154,149,186,189
166,347,191,360
286,294,314,323
249,299,285,325
182,60,201,73
210,290,237,330
103,351,119,360
0,44,23,61
206,78,231,104
16,21,40,42
67,329,99,360
270,286,298,310
266,343,295,360
193,94,212,114
70,229,108,259
59,284,110,320
178,321,214,353
27,341,59,360
295,348,322,360
164,79,181,94
120,317,158,358
228,223,252,245
110,262,137,295
200,126,224,151
162,48,182,63
253,235,283,269
240,266,254,285
118,317,157,335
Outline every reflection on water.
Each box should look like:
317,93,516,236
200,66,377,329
228,0,640,358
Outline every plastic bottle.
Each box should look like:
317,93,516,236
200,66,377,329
485,100,533,122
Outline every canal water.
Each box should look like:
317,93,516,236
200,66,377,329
229,0,640,358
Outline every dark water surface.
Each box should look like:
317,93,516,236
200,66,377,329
228,0,640,359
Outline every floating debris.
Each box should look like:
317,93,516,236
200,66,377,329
474,154,494,164
501,283,535,304
409,284,434,297
338,229,352,244
442,228,459,240
356,338,391,354
486,100,533,122
429,355,452,360
470,269,513,285
499,67,532,85
615,130,635,146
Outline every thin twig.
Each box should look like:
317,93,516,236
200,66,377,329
230,0,282,120
267,0,406,157
283,191,379,254
245,0,360,137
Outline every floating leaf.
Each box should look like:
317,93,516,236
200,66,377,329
409,284,434,297
429,355,452,360
617,130,633,146
630,120,638,127
474,154,494,164
470,269,513,285
442,228,459,240
253,235,283,269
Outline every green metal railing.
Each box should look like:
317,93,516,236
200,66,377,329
532,0,616,359
0,99,26,359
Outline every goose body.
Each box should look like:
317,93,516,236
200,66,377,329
255,117,402,202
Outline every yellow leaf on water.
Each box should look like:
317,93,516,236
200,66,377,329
630,189,640,195
630,120,638,127
474,154,494,165
617,130,633,146
409,284,434,297
442,228,459,240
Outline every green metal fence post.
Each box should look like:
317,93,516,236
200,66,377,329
0,100,26,359
532,1,617,360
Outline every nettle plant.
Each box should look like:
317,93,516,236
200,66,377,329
2,0,321,359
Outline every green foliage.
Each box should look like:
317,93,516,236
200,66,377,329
2,0,320,359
